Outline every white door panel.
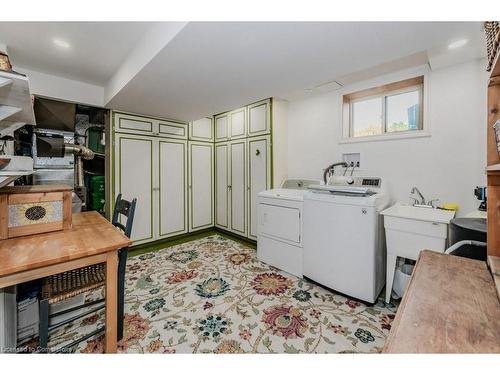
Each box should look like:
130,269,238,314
229,108,246,139
229,141,246,235
215,143,229,228
190,118,213,141
248,99,270,136
115,112,154,135
248,136,271,239
115,135,153,242
189,142,213,231
158,140,187,237
215,115,228,141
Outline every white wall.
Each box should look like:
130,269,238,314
272,98,288,187
15,66,105,107
286,60,488,216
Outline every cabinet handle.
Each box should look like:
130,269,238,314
255,149,260,156
228,185,232,189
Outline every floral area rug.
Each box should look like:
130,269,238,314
48,235,398,353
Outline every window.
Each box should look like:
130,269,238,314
343,76,424,139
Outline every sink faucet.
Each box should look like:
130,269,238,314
410,186,426,205
410,187,439,208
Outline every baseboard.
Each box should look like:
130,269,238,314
128,227,257,258
213,228,257,249
128,228,217,258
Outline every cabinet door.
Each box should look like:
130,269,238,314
189,117,214,142
189,142,214,231
229,108,246,139
215,114,229,142
114,112,154,136
158,120,188,139
247,136,271,240
158,140,188,238
215,143,229,229
114,134,153,243
247,99,271,136
229,140,246,236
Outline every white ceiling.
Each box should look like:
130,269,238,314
0,22,486,121
0,22,156,85
107,22,485,121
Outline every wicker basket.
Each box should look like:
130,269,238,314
485,21,500,72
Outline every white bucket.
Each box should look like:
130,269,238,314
392,264,414,299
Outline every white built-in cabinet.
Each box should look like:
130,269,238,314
215,143,229,229
113,112,208,245
214,98,272,240
188,141,214,231
189,117,214,142
247,135,271,239
113,98,272,245
215,114,228,142
114,133,154,243
229,140,247,236
158,139,188,238
113,131,188,244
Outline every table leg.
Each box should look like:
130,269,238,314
385,253,398,304
105,251,118,353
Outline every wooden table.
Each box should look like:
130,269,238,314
0,211,131,353
383,250,500,353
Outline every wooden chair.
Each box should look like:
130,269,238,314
38,194,136,353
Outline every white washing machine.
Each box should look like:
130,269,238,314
303,177,390,303
257,179,320,277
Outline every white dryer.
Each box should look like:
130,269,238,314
303,177,389,303
257,179,320,277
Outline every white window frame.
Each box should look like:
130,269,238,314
339,69,430,144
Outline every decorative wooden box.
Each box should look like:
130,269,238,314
0,185,72,239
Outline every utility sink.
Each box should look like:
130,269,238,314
380,204,455,224
381,203,456,303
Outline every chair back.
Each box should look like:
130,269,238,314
111,193,137,239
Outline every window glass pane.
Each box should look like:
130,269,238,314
351,97,383,137
386,89,420,133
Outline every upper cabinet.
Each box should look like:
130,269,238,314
114,112,187,139
189,117,214,142
215,113,229,142
214,98,271,142
229,107,246,139
248,98,271,137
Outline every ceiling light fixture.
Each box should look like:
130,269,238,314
53,38,71,49
447,39,468,50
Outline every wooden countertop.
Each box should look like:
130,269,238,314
0,211,132,276
0,184,73,193
488,256,500,299
383,250,500,353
